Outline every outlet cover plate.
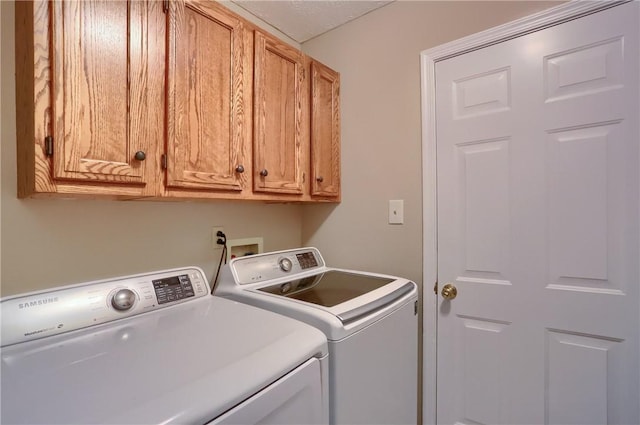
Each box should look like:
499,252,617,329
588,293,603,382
389,200,404,224
212,226,225,250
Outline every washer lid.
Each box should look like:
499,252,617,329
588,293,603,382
258,270,395,307
0,296,327,425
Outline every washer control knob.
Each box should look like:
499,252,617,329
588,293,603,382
279,257,293,272
111,289,136,311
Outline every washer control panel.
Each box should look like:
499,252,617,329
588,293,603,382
1,267,209,347
152,274,197,304
231,247,326,285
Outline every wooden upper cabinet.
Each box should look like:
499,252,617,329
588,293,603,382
17,0,339,202
310,61,341,198
166,0,247,191
51,1,151,184
253,30,306,195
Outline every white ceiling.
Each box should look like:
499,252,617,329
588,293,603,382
230,1,393,43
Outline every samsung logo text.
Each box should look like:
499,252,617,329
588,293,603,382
19,297,59,309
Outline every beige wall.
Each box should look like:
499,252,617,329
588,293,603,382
0,1,302,297
301,0,562,288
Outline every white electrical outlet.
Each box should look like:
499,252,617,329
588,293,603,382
212,226,225,250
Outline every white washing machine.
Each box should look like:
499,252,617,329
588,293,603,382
0,267,329,424
216,247,419,425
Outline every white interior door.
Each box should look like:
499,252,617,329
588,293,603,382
435,3,639,424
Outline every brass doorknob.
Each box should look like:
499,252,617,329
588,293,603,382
441,283,457,300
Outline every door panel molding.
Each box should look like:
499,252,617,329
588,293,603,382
420,2,634,423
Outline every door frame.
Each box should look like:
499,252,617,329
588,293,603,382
419,1,629,423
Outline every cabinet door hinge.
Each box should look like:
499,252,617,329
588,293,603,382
163,0,169,13
414,300,418,315
44,136,53,157
433,281,438,295
161,154,167,170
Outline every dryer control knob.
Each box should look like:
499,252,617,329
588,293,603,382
111,289,136,311
279,257,293,272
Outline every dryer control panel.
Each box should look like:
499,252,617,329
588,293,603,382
1,267,209,347
230,247,326,285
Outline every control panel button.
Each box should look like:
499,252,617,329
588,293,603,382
278,257,293,272
111,289,136,311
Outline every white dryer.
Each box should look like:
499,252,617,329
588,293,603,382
216,247,419,425
0,267,328,424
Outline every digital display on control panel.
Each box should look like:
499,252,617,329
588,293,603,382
152,274,195,304
296,252,318,269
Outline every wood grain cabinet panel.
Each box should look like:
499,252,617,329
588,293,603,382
52,0,151,184
166,0,247,192
253,30,306,195
310,60,341,199
17,0,164,198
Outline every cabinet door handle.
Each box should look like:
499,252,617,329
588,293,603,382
235,165,245,173
260,169,268,177
316,176,324,183
134,151,146,161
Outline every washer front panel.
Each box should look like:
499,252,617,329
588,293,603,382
231,248,326,284
1,267,209,347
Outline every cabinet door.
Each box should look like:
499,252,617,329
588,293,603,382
51,1,150,184
253,31,305,195
166,0,246,191
310,61,340,198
